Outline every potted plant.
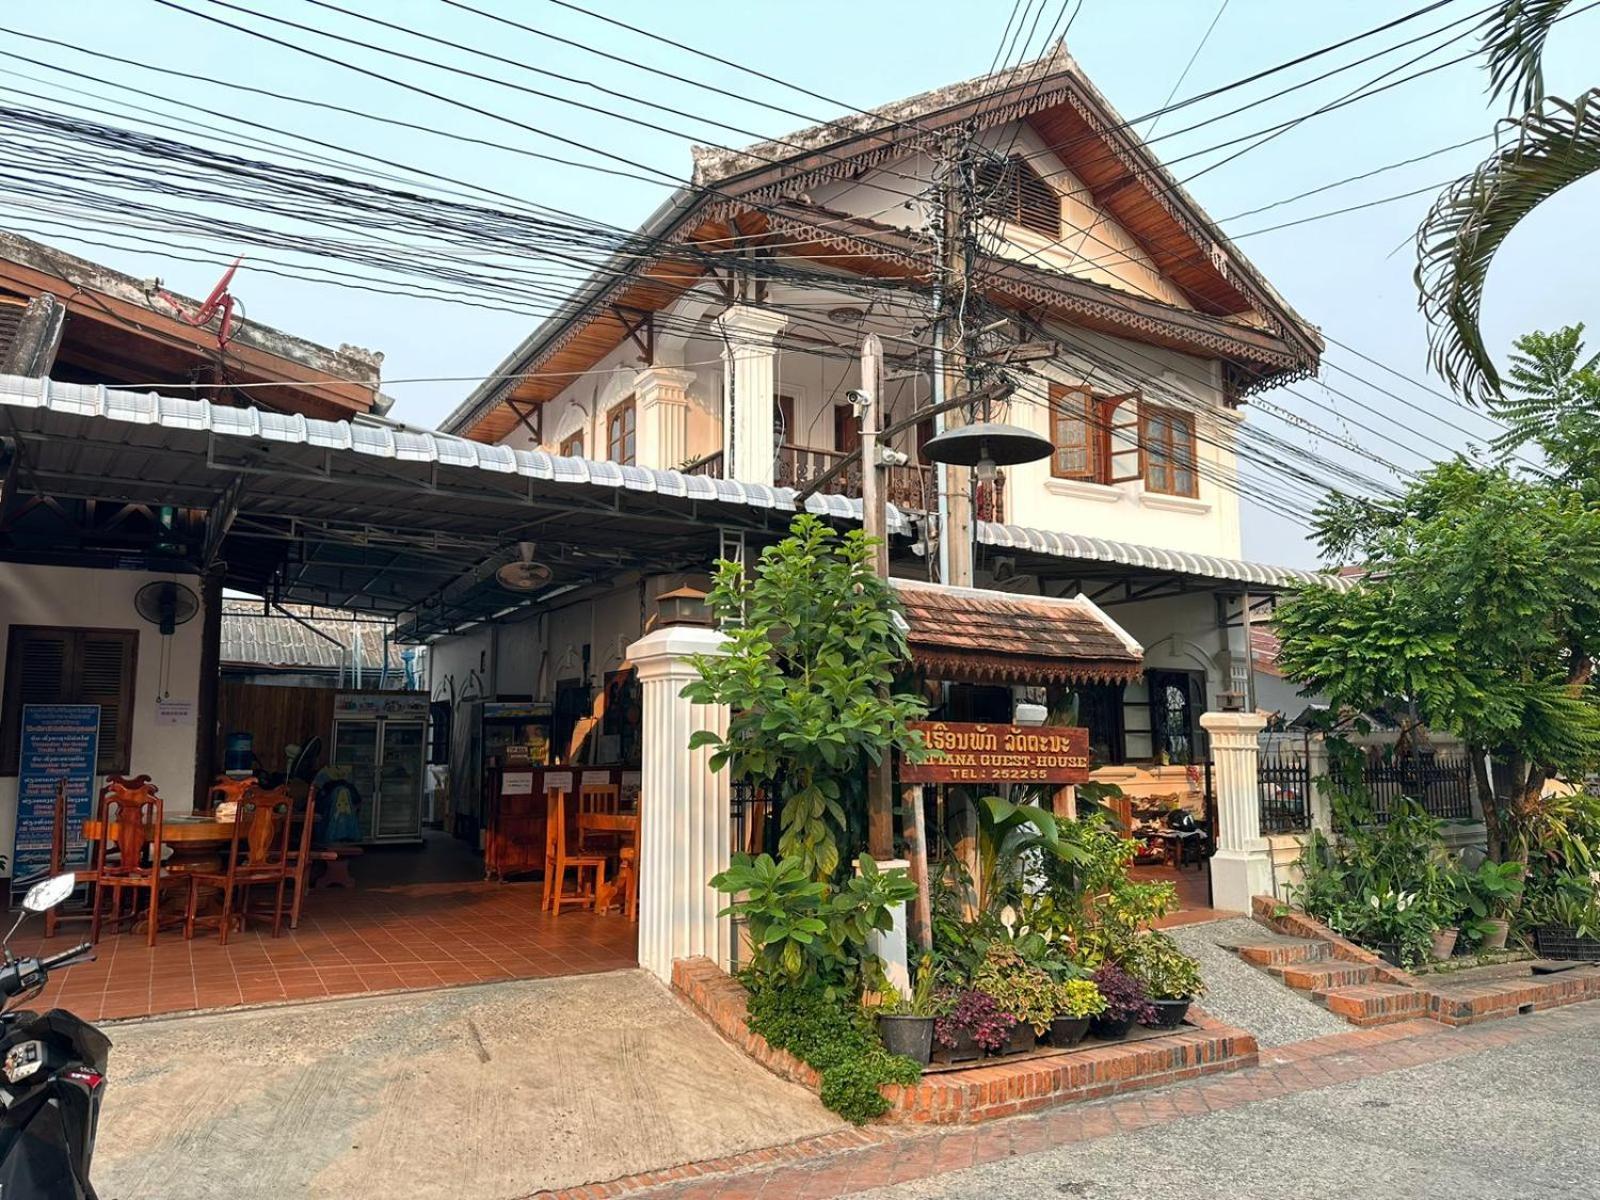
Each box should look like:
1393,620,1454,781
933,988,1010,1062
1122,932,1206,1027
1088,962,1155,1040
874,962,945,1066
1047,977,1106,1047
1529,874,1600,961
1464,861,1524,952
1351,890,1434,967
1419,858,1466,961
972,944,1054,1054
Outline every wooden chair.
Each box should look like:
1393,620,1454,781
245,785,317,930
581,811,640,918
89,779,177,947
185,787,293,945
207,774,256,815
576,784,622,856
44,777,106,939
541,789,606,915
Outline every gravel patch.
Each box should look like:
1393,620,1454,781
1165,917,1347,1047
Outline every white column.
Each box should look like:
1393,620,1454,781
715,305,788,487
1307,734,1335,835
1200,710,1272,913
635,366,696,471
865,857,911,995
628,623,732,982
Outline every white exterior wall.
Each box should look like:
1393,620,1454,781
0,563,207,868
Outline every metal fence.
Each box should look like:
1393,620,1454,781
729,779,780,860
1258,749,1312,834
1362,754,1475,822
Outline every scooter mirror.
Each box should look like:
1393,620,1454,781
21,874,75,914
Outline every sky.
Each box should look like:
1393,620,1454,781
3,0,1597,567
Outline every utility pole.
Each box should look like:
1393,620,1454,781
858,333,889,579
940,134,977,588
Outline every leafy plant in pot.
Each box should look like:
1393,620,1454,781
1047,978,1106,1047
874,960,946,1066
1089,962,1155,1040
972,944,1056,1054
933,988,1011,1062
1464,860,1524,951
1122,932,1206,1027
1417,856,1467,961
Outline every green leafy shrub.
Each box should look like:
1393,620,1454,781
1120,931,1207,1001
744,971,919,1124
972,944,1057,1033
712,852,918,997
684,515,929,882
1051,977,1107,1019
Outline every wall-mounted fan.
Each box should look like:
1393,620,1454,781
494,542,553,593
133,580,200,635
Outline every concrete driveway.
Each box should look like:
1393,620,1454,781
92,971,842,1199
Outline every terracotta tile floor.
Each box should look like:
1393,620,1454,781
15,836,637,1022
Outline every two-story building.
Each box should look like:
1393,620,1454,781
426,48,1332,835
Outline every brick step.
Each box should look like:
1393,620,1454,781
1270,960,1377,991
1314,983,1427,1026
1232,938,1329,968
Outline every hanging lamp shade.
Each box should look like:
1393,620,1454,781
920,421,1054,480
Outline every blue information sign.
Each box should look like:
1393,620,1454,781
13,704,100,886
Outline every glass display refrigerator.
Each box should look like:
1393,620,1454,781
330,692,430,844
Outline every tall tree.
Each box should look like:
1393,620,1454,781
1415,2,1599,401
1488,324,1600,491
1275,461,1600,863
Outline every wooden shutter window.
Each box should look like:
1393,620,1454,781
1050,384,1095,480
1140,406,1199,498
607,398,636,465
1,627,139,775
558,432,584,458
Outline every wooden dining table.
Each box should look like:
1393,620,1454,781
82,812,248,875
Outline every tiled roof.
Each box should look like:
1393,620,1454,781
891,580,1143,686
221,603,402,673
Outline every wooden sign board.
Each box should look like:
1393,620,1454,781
902,721,1091,785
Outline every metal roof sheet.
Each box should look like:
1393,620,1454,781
0,375,905,533
221,603,401,672
978,521,1351,592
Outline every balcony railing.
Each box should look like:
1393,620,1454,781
676,443,1003,521
774,443,939,513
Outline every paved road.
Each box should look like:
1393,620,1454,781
857,1003,1600,1200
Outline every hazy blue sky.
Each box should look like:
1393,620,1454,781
4,0,1597,566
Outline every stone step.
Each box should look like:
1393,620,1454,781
1232,938,1329,968
1314,983,1427,1027
1270,960,1377,991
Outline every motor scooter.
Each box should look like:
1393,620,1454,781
0,873,107,1199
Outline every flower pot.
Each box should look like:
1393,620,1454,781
933,1027,983,1064
1001,1021,1037,1056
1143,997,1192,1029
1429,927,1459,962
1372,941,1404,967
877,1014,934,1066
1048,1015,1091,1047
1480,918,1511,952
1089,1014,1133,1041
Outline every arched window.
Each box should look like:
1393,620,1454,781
975,154,1060,238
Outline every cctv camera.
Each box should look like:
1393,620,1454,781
845,388,870,406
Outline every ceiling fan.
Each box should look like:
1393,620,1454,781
494,542,554,593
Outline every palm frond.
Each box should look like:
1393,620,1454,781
1480,0,1573,114
1415,91,1600,403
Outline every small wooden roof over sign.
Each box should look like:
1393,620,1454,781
890,580,1143,687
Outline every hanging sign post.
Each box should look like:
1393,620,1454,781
901,721,1090,785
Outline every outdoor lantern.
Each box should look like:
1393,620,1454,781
920,421,1054,481
1217,689,1247,712
656,586,711,628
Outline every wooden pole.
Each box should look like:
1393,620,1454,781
191,563,224,815
903,784,934,954
941,152,974,588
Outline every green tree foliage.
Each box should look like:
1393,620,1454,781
1275,461,1600,862
1488,325,1600,490
682,514,928,881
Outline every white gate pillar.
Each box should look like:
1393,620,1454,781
715,305,788,486
1200,710,1272,913
628,623,732,982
